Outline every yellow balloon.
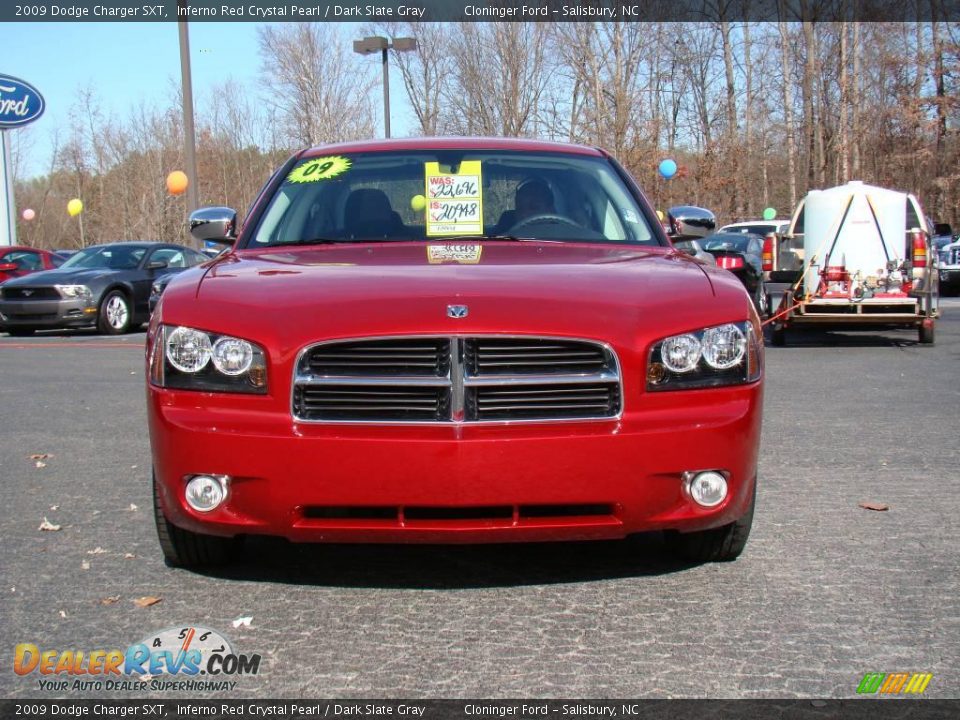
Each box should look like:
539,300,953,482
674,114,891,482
67,199,83,217
166,170,189,195
410,194,426,212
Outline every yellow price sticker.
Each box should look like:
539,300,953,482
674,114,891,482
287,156,352,183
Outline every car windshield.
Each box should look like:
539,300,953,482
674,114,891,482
249,150,657,247
61,246,145,270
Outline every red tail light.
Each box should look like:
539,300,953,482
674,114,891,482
716,255,745,270
761,233,774,271
911,231,927,266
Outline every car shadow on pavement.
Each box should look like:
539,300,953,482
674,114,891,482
764,327,926,348
197,533,700,589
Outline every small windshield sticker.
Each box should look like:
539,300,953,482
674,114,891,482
287,156,351,184
427,244,483,264
425,161,483,236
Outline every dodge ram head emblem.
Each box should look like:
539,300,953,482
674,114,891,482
447,305,468,319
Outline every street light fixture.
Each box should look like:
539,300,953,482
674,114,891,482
353,36,417,139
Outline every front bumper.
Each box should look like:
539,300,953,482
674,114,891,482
149,382,762,544
0,296,97,329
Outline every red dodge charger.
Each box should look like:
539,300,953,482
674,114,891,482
147,138,763,568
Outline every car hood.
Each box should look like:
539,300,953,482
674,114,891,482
161,242,750,351
1,267,124,286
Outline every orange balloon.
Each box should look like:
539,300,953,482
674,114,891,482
166,170,189,195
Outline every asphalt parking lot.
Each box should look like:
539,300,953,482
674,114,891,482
1,302,958,699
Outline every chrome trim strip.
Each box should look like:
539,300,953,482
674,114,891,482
463,371,619,387
292,334,623,425
296,374,452,387
449,338,465,421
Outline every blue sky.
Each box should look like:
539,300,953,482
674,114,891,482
5,22,415,179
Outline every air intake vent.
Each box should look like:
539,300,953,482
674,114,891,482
467,383,620,421
294,385,450,421
304,338,449,377
464,338,610,375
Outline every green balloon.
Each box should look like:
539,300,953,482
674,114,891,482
763,207,777,221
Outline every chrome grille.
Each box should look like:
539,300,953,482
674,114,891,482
293,336,621,423
2,286,60,300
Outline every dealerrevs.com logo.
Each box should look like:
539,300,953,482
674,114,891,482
14,626,261,692
856,672,933,695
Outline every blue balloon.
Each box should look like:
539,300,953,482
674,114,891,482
658,159,677,179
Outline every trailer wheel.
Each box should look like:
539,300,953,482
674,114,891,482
919,319,935,345
666,484,756,563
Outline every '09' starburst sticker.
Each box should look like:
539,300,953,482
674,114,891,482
286,155,352,183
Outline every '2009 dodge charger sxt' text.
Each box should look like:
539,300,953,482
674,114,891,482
147,138,763,568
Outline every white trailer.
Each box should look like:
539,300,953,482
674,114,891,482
770,181,939,345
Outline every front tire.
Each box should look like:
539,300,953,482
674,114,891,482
666,484,756,563
98,290,131,335
153,474,236,568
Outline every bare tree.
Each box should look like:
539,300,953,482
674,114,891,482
257,24,377,146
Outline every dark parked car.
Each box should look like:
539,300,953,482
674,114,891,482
700,232,767,315
0,242,208,336
0,246,67,284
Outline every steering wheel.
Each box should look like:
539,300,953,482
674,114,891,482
506,213,582,234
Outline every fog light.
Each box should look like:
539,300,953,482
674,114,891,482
685,471,728,508
184,475,228,512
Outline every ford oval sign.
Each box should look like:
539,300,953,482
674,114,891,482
0,74,45,129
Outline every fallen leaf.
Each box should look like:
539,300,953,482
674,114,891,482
128,504,138,511
30,453,51,460
39,517,61,531
81,560,90,570
859,501,889,512
232,616,253,629
87,547,107,555
133,596,161,608
123,553,136,560
59,610,67,618
99,595,120,605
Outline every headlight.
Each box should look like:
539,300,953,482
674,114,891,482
151,325,267,394
647,322,760,391
55,284,92,300
150,281,164,296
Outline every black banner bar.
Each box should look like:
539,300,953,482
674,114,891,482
2,700,960,720
3,0,960,23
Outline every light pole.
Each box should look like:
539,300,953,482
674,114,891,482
353,36,417,139
177,3,200,248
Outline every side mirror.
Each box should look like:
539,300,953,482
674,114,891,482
189,206,238,245
668,206,716,240
146,260,168,270
0,262,18,272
